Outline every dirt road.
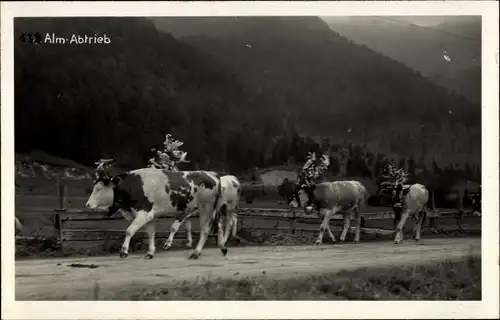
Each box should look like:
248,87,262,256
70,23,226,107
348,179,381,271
16,237,480,300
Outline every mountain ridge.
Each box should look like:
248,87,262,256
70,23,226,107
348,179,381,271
322,16,481,104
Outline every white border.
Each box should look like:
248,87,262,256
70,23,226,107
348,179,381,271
1,1,498,319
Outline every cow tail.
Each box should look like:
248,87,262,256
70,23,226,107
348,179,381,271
210,176,224,235
359,186,369,212
422,187,430,225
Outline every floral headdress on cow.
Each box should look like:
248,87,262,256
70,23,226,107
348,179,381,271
378,160,409,192
287,151,330,210
148,133,189,171
295,152,330,189
93,158,114,184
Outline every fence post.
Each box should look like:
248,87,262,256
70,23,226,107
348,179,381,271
57,176,67,211
429,190,437,231
54,176,67,251
237,210,244,233
290,210,296,235
456,188,464,231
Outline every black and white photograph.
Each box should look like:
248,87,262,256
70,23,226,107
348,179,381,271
2,1,499,319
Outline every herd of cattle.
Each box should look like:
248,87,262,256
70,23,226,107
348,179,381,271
79,161,433,260
11,161,439,260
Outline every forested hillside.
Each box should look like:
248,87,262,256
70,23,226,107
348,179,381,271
15,17,279,171
15,17,480,193
151,17,480,173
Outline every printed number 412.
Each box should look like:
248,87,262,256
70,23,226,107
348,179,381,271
19,32,42,44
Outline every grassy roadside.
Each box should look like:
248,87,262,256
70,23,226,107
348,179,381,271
113,255,482,300
26,255,480,300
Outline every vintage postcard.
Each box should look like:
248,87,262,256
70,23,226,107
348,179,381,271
1,1,498,319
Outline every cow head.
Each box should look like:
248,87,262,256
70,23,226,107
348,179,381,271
392,183,410,209
85,159,121,210
288,153,329,214
288,181,316,214
288,184,302,209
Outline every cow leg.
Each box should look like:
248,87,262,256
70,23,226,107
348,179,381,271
394,208,411,244
353,208,362,244
315,209,329,245
339,212,351,244
414,208,426,242
393,208,401,229
217,216,228,256
316,208,338,245
121,210,155,258
189,206,215,260
231,215,240,241
324,222,337,243
185,219,193,248
163,213,192,250
227,214,244,244
144,221,156,259
222,209,233,244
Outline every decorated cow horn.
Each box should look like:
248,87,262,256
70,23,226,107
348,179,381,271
321,154,330,168
95,158,114,172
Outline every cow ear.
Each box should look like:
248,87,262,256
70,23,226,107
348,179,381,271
111,173,127,186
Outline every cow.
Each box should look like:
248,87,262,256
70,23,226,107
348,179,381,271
162,175,242,251
85,166,225,260
15,216,23,235
390,183,429,244
290,180,369,245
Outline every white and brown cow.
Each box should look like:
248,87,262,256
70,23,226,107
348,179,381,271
162,175,242,251
290,180,369,245
390,183,429,244
85,167,225,260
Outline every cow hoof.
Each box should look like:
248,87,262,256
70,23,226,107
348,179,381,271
144,254,154,259
162,245,171,251
188,252,200,260
353,240,359,244
221,247,228,256
120,251,128,258
185,243,193,248
338,240,344,244
394,240,402,245
315,240,321,246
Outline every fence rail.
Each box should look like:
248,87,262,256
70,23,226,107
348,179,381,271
43,206,477,251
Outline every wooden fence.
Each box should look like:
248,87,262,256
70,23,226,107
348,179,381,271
47,206,481,252
18,180,481,252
